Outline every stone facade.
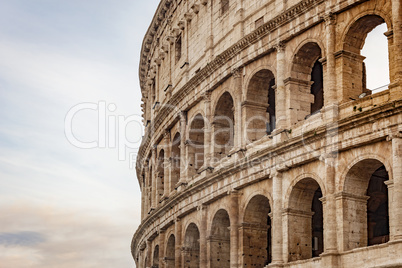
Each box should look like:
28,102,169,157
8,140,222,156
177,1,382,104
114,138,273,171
132,0,402,267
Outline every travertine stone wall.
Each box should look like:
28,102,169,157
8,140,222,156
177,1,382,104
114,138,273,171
133,0,402,267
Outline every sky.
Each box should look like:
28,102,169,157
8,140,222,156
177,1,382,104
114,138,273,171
0,1,389,267
0,0,159,267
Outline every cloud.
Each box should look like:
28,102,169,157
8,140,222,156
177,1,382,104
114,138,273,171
0,232,46,247
0,202,137,268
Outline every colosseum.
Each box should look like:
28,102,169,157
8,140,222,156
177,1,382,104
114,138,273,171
131,0,402,267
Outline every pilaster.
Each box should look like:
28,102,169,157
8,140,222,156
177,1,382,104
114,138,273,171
271,169,284,265
230,190,240,268
389,131,402,240
199,205,208,268
274,42,287,133
175,218,182,268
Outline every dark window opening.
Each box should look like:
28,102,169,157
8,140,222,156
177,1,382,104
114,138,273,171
175,34,182,63
267,78,276,135
255,17,264,29
221,0,229,15
310,60,323,114
367,165,389,246
311,188,324,257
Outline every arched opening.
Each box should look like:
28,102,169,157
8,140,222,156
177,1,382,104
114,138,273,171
341,15,388,100
210,209,231,268
343,159,389,250
166,235,175,268
171,133,181,191
287,178,323,261
188,114,205,176
242,195,271,267
361,23,389,93
156,150,165,202
290,42,323,123
184,223,200,268
213,92,234,161
245,69,276,142
153,245,159,268
367,165,389,245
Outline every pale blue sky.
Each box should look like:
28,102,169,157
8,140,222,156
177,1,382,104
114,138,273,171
0,1,389,267
0,0,159,267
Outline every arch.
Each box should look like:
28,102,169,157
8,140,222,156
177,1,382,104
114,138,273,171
290,41,323,120
156,149,165,202
342,158,390,249
210,209,231,268
287,177,324,261
166,234,175,268
339,153,393,191
339,13,391,100
213,91,235,161
171,132,181,191
285,173,327,207
184,223,200,268
241,194,272,267
188,113,205,175
244,69,276,142
153,245,159,268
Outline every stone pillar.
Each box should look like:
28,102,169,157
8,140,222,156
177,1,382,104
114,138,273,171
323,13,337,105
390,134,402,240
164,131,171,198
199,205,208,268
175,218,182,268
391,0,402,84
141,176,146,220
232,67,243,151
160,230,166,268
271,170,284,264
322,154,338,254
274,43,287,132
230,190,240,268
145,164,150,214
203,92,213,168
147,240,152,268
179,111,187,186
151,146,157,209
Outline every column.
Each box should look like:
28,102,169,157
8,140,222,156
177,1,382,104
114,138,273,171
151,146,157,209
175,218,182,268
159,230,166,268
392,0,402,83
147,240,152,268
322,154,338,253
163,131,171,198
323,13,337,106
145,164,150,214
274,43,287,132
141,175,146,220
390,134,402,240
203,92,213,169
271,170,284,264
179,111,187,185
199,205,208,268
232,67,243,151
230,191,240,268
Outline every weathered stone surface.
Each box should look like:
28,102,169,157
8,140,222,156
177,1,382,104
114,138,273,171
132,0,402,267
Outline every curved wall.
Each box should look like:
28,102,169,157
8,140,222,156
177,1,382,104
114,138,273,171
133,0,402,267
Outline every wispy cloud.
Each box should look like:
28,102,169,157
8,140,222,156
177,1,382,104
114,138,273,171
0,0,160,267
0,232,46,247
